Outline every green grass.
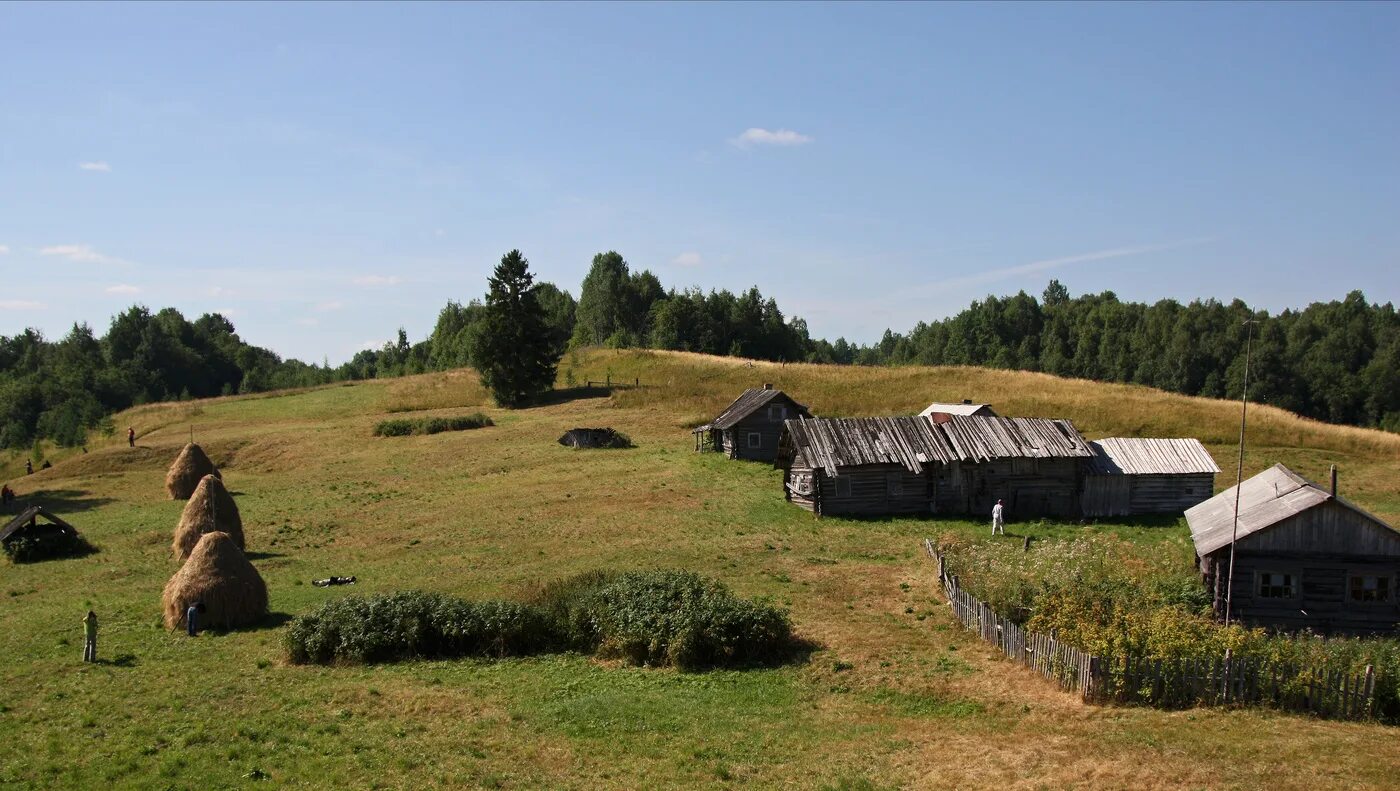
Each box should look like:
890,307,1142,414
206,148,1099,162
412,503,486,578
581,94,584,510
1,349,1398,789
373,412,494,437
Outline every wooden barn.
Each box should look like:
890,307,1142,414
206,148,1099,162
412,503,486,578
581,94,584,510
693,385,813,462
775,414,1093,518
1081,437,1220,517
918,401,997,419
1186,464,1399,634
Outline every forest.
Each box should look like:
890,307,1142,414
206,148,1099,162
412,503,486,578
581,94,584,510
2,250,1397,450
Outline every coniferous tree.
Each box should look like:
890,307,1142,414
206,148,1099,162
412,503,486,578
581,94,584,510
472,250,559,407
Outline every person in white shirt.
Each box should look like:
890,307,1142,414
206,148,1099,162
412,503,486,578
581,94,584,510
991,499,1005,536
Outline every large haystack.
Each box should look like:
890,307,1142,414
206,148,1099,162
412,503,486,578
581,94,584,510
166,443,221,500
162,532,267,631
172,474,244,560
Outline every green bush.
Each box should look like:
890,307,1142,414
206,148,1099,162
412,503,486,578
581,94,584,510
287,570,798,671
372,413,493,437
3,531,97,563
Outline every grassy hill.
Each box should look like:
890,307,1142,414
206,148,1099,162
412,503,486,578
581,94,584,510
2,349,1397,789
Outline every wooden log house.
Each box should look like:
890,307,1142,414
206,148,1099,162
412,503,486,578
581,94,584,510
1186,464,1400,634
693,385,813,462
1081,437,1220,517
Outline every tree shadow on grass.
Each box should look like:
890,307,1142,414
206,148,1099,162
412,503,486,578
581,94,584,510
5,489,116,516
530,385,614,407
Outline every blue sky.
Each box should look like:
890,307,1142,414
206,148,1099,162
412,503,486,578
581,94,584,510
2,2,1397,363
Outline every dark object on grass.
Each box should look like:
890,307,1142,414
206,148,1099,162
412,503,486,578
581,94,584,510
2,505,96,563
558,428,632,449
312,576,357,587
373,413,493,437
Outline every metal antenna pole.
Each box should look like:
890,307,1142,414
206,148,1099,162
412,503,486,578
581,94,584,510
1223,319,1256,627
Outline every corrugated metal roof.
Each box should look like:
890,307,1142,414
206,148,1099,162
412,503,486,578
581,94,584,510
777,414,1091,476
1086,437,1220,476
1185,463,1395,556
700,388,812,432
918,402,996,417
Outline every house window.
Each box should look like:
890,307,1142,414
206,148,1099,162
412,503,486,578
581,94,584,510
747,432,763,449
887,472,903,497
835,476,852,498
1257,572,1295,599
1349,575,1391,603
769,404,786,422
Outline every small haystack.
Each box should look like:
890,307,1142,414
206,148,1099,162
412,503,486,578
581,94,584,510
165,443,220,500
558,428,632,449
172,474,244,560
162,531,267,631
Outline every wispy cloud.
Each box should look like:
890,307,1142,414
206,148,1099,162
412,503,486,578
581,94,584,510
730,128,813,149
40,244,127,265
0,245,9,255
207,286,235,297
919,238,1214,292
315,300,345,312
78,161,111,172
351,275,401,286
105,284,141,295
0,299,45,310
671,251,704,268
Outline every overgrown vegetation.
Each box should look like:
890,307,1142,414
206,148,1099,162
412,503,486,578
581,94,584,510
937,532,1400,719
285,570,797,671
372,413,493,437
3,531,97,564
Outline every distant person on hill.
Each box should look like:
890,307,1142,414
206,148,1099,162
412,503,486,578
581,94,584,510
1,484,13,506
25,460,33,475
127,427,135,447
41,460,51,470
83,610,98,663
186,601,206,637
991,499,1005,536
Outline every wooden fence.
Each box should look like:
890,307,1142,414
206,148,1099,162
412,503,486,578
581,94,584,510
923,539,1379,719
583,376,643,389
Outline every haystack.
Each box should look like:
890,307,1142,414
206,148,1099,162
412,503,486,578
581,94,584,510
166,443,220,500
162,531,267,631
172,474,244,560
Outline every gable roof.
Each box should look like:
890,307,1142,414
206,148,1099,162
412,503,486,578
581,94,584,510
1,505,79,543
702,388,812,431
919,402,996,417
1086,437,1220,476
1185,463,1396,557
778,414,1092,476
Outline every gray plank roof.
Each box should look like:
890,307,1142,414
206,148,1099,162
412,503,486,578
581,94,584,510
779,414,1091,476
700,388,811,432
1185,463,1396,557
1086,437,1221,476
0,505,79,543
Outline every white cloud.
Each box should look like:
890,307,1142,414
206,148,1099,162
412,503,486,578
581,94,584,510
105,284,141,295
351,275,401,286
917,238,1216,293
0,245,9,255
39,244,125,265
671,251,704,267
296,317,319,326
78,161,111,172
731,128,813,149
315,300,345,312
0,299,45,310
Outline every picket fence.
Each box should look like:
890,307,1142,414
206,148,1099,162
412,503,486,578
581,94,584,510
923,539,1378,719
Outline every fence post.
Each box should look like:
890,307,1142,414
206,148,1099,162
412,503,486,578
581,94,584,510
1364,665,1375,718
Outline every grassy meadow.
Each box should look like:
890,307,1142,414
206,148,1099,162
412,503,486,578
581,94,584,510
2,349,1398,789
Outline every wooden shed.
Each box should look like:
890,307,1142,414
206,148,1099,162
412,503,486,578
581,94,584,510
1186,464,1399,634
1081,437,1220,517
1,505,87,562
775,414,1093,518
918,401,997,419
693,385,813,462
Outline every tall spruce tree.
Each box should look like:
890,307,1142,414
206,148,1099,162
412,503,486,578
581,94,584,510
473,250,559,407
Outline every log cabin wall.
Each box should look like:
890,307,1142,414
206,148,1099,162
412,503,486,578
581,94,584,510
816,464,932,517
935,458,1080,518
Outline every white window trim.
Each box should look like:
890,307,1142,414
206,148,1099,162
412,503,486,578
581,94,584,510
747,432,763,449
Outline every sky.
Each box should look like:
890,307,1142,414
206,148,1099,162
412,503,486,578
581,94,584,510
2,2,1397,363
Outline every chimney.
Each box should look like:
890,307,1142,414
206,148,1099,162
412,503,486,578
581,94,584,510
1330,464,1338,497
962,398,972,405
763,383,773,390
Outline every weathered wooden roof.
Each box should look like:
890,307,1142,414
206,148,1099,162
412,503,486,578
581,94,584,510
700,388,812,432
936,415,1092,463
0,505,79,543
918,402,996,417
777,414,1091,476
1186,463,1396,557
1086,437,1220,476
777,416,960,476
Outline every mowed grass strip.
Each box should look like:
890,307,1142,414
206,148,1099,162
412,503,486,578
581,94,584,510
0,349,1397,789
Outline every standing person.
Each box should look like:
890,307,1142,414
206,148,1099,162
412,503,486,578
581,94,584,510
186,601,204,637
83,611,98,663
991,499,1005,536
25,459,33,475
127,427,135,448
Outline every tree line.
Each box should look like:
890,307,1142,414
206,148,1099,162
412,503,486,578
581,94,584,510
3,253,1397,451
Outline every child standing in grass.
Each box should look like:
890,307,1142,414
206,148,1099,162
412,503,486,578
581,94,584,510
82,611,98,662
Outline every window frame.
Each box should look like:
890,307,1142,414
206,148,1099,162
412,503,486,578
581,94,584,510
769,403,786,422
1348,573,1393,604
1255,570,1297,600
747,432,763,449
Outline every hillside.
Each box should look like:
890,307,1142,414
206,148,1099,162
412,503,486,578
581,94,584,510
1,349,1396,790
